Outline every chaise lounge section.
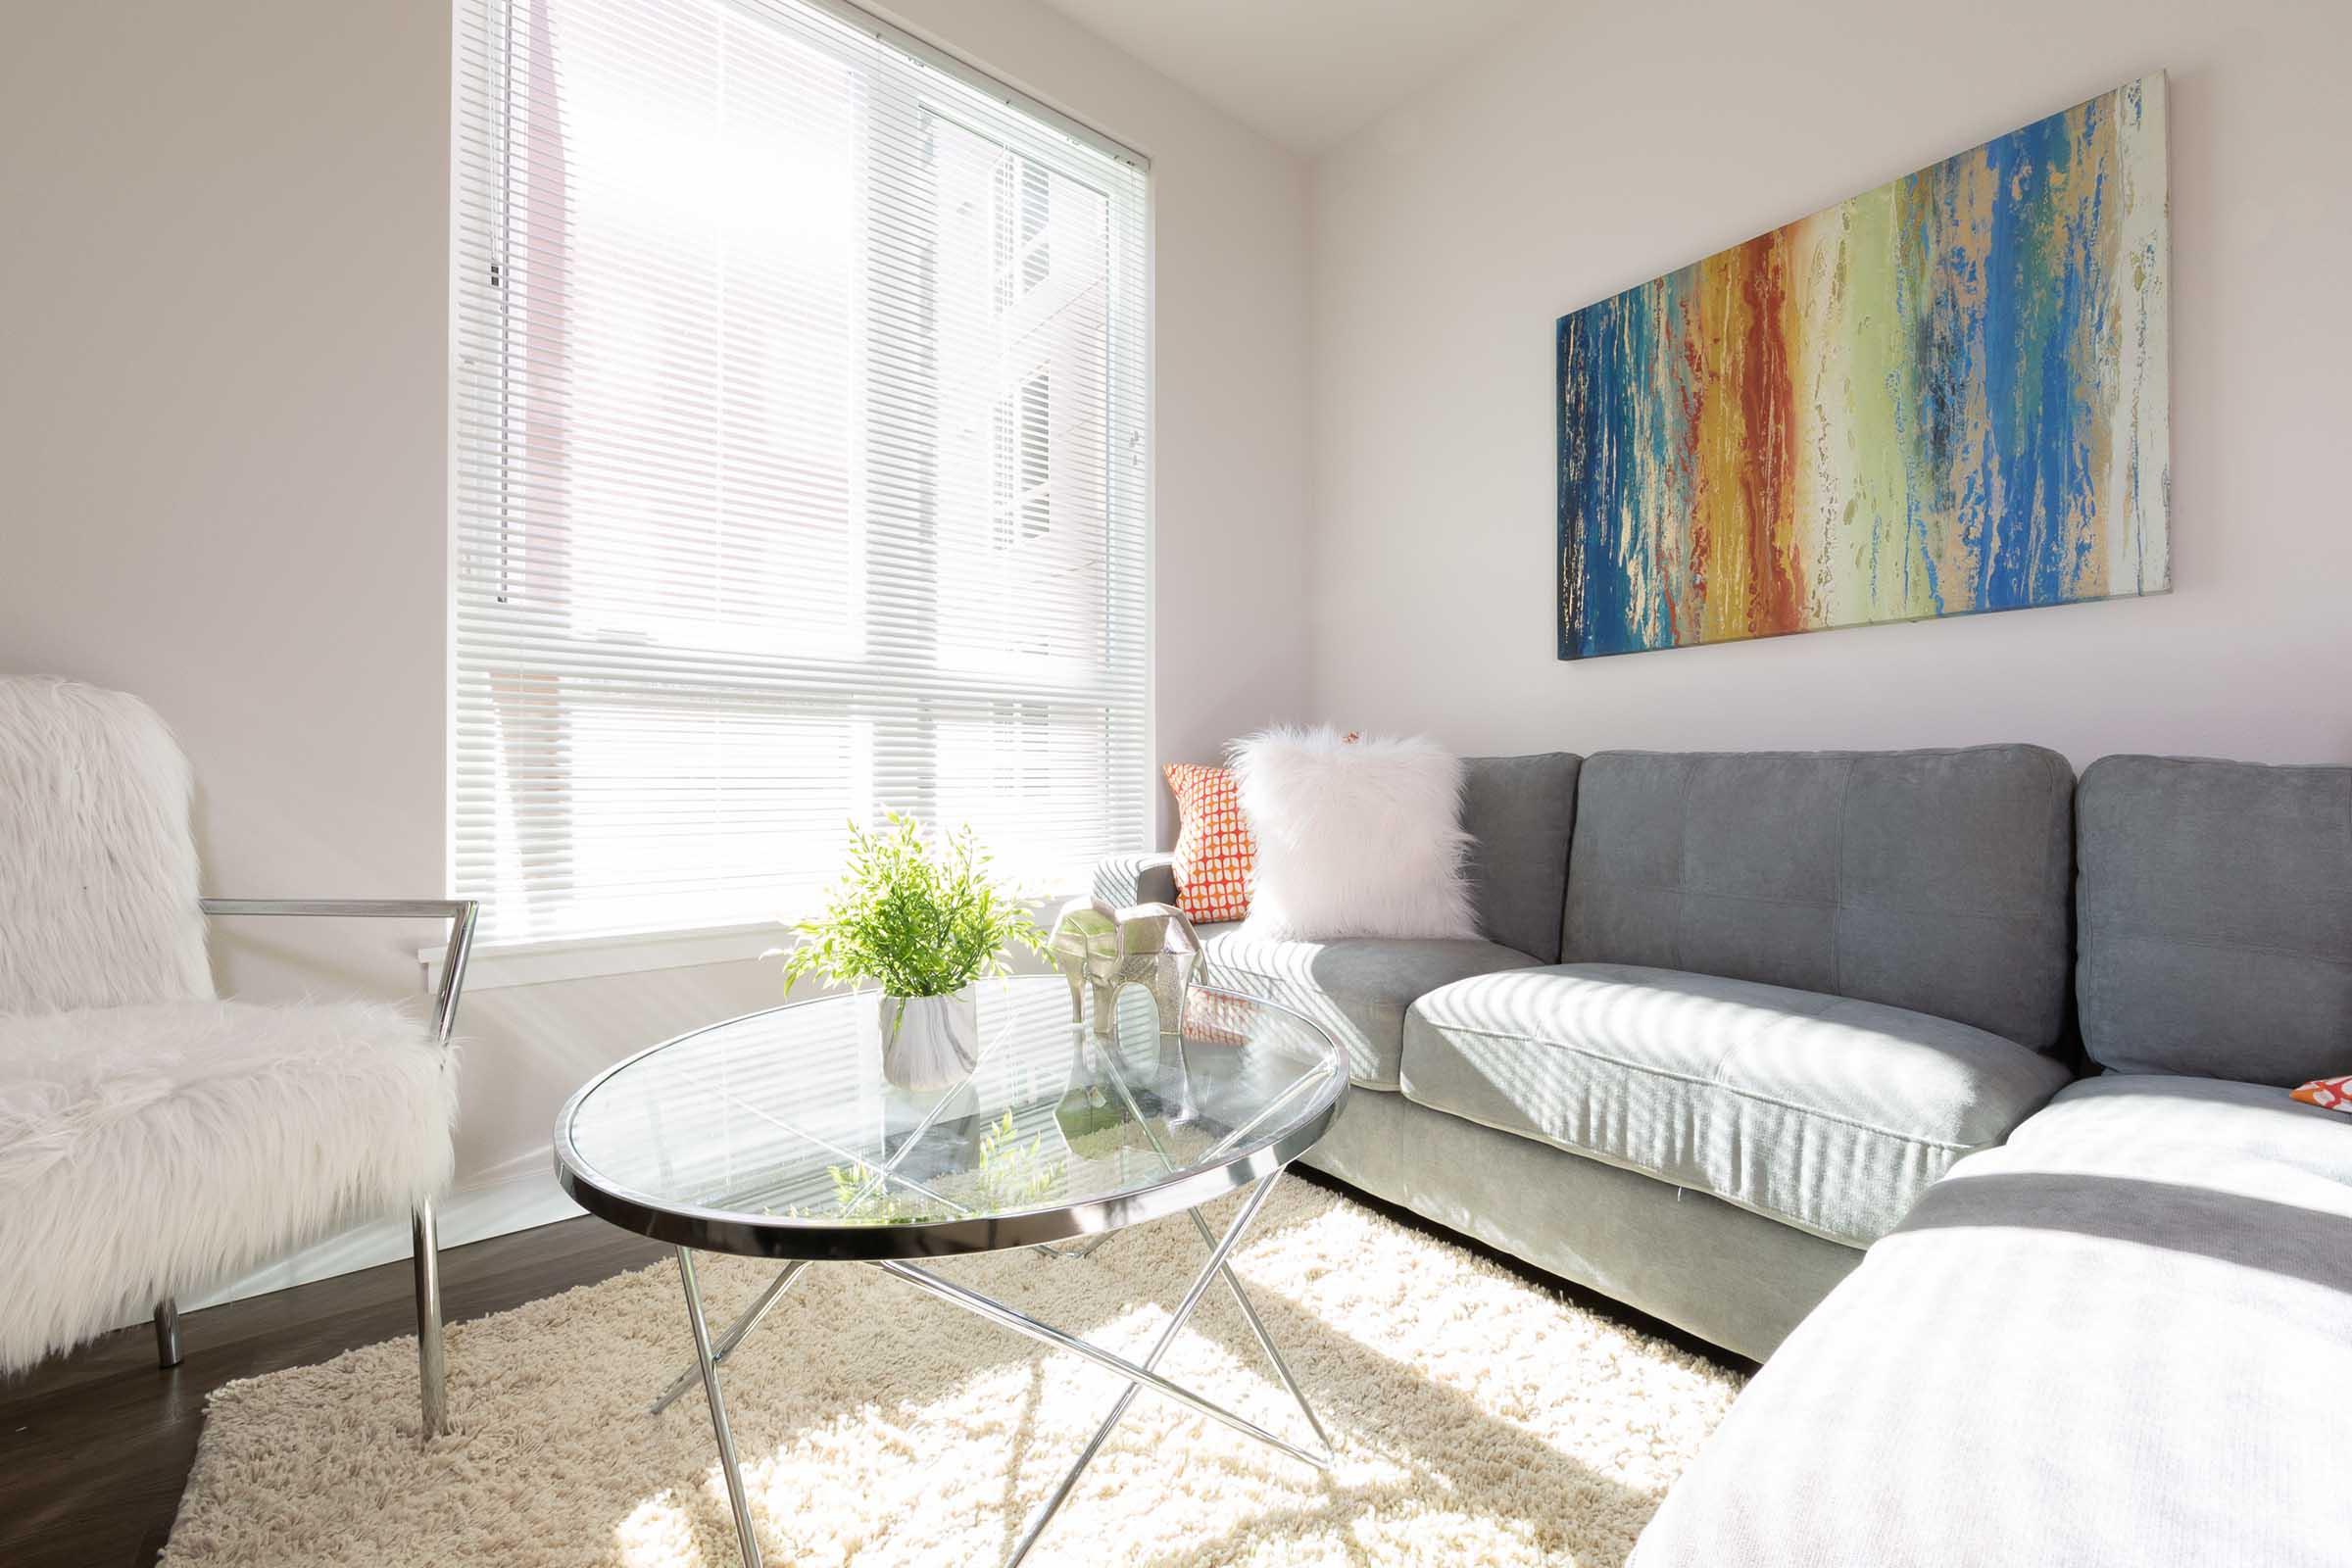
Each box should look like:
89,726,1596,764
1630,754,2352,1566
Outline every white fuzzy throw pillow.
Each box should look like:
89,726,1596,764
1231,726,1478,942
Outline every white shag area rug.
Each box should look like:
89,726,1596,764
164,1182,1743,1567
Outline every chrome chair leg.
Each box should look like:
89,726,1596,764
153,1298,182,1369
414,1199,447,1439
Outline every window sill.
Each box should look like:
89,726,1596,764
418,922,789,994
419,894,1080,994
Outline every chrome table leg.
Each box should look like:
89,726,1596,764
153,1299,182,1369
1179,1200,1330,1446
657,1167,1326,1568
1004,1169,1294,1568
1053,1230,1119,1261
650,1260,808,1415
873,1259,1329,1469
1095,1053,1334,1449
678,1247,765,1568
647,1101,965,1411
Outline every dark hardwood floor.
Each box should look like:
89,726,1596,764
0,1170,1747,1567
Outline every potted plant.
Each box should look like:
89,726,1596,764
777,813,1049,1090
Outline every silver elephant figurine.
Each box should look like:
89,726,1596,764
1047,897,1201,1039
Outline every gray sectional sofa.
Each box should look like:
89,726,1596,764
1102,745,2352,1567
1104,743,2084,1357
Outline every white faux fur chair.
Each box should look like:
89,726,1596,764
0,676,476,1438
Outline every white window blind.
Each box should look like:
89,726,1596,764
452,0,1151,947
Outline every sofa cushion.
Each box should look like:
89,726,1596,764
1630,1076,2352,1568
2077,754,2352,1086
2295,1073,2352,1113
1564,746,2075,1049
1459,753,1580,963
1400,964,2073,1247
1232,727,1479,940
1199,927,1541,1091
1162,761,1254,923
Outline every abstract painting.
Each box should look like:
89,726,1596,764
1557,75,2169,660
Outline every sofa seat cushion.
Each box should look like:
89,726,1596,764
1400,963,2074,1247
1631,1078,2352,1568
1198,927,1541,1091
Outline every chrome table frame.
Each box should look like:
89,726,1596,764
554,992,1347,1568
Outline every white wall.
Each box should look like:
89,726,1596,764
1309,0,2352,768
0,0,1310,1290
1,1,453,1007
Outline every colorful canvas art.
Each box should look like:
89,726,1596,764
1557,75,2170,660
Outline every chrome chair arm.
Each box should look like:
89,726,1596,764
194,895,478,1437
198,898,481,1046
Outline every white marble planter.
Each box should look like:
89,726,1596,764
879,989,979,1091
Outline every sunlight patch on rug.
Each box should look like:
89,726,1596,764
164,1182,1743,1566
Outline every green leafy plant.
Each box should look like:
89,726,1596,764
776,812,1049,999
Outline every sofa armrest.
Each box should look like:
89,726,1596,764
1093,852,1178,909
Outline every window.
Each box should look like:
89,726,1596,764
452,0,1150,947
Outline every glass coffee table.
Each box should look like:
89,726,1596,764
554,977,1349,1568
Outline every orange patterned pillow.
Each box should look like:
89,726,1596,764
2291,1075,2352,1113
1164,761,1253,924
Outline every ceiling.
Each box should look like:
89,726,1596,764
1033,0,1540,155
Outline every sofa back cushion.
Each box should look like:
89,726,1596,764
2077,755,2352,1085
1564,746,2075,1049
1460,754,1580,962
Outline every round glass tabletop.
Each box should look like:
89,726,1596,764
554,977,1348,1259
